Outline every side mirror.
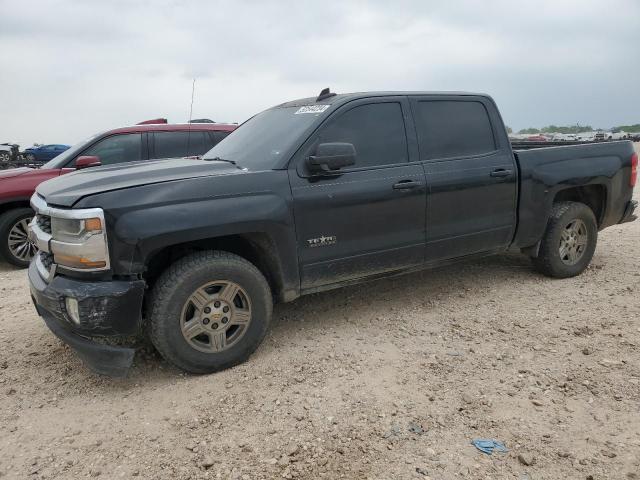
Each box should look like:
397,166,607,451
307,142,356,175
75,155,101,169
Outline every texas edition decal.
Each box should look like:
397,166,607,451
306,235,337,248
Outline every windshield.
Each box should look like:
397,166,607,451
202,106,329,170
40,132,103,169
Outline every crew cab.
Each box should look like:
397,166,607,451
0,122,236,267
27,90,637,376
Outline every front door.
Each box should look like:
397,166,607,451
289,97,426,290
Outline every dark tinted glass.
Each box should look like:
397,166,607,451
414,101,496,160
212,130,231,144
203,107,326,170
82,133,142,165
154,131,213,158
317,102,408,168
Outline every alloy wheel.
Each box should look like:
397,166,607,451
559,218,588,265
8,218,37,263
180,280,252,353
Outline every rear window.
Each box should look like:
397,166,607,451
413,100,496,160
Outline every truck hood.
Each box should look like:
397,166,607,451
37,158,243,207
0,167,34,179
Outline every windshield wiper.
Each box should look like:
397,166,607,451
204,156,237,165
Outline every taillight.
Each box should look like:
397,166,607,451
631,152,638,187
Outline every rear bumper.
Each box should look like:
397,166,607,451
28,260,145,377
619,200,637,224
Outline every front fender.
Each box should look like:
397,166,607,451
76,170,300,299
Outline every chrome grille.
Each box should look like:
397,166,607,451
36,214,51,234
39,251,54,269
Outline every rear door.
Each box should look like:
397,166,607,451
289,97,426,290
409,96,517,263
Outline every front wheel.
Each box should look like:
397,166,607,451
148,250,272,374
0,208,37,268
532,201,598,278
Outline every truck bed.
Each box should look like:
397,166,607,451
512,140,636,248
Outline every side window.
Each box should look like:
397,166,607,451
153,131,189,158
316,102,408,169
82,134,142,165
153,131,212,158
413,100,496,160
212,130,231,145
184,131,209,156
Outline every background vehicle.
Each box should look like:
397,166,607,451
28,90,637,377
0,143,19,163
22,144,70,163
0,122,236,267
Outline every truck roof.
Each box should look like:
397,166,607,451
275,91,490,109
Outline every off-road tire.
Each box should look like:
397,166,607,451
532,201,597,278
148,250,272,374
0,208,35,268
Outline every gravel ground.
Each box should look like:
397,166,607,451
0,147,639,480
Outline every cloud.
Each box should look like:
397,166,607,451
0,0,638,146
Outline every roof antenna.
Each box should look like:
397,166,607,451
187,78,195,155
316,87,336,102
189,78,196,122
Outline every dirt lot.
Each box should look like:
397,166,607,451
1,147,639,480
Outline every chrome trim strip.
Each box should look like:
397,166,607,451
31,194,105,220
27,219,52,253
35,253,57,283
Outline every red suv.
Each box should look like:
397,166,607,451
0,122,236,267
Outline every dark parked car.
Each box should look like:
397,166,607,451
28,90,637,376
0,122,236,267
22,144,71,163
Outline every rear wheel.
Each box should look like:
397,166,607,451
0,208,37,268
148,250,272,374
532,201,597,278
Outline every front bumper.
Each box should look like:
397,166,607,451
28,260,145,377
619,200,637,224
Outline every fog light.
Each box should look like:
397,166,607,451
65,297,80,325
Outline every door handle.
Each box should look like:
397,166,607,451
393,180,422,190
490,169,513,178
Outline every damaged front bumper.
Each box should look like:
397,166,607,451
28,259,145,377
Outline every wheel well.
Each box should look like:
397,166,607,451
553,185,606,226
0,201,32,218
144,233,286,302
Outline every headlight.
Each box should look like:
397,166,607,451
51,217,103,242
50,214,109,270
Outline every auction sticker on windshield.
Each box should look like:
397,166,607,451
295,105,331,114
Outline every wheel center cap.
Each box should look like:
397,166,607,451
203,300,231,323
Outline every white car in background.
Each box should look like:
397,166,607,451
610,130,629,140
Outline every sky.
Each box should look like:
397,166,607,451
1,0,638,147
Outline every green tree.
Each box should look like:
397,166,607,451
613,124,640,132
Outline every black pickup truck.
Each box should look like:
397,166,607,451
27,90,638,376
